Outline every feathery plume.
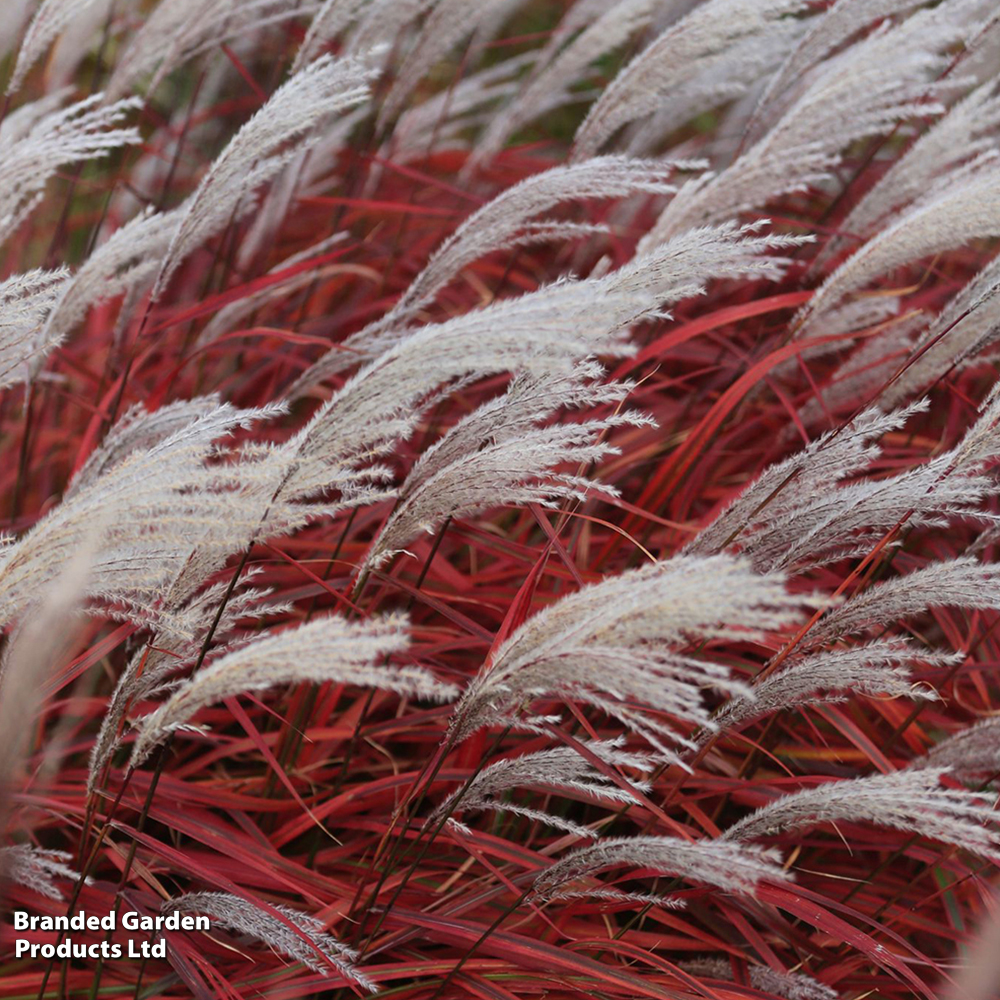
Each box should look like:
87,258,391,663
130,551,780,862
470,0,664,170
373,156,686,336
347,0,435,61
364,414,624,566
293,0,370,72
290,268,629,402
33,206,182,372
291,218,802,396
7,0,103,94
838,81,1000,247
282,285,660,504
915,718,1000,780
792,309,922,429
723,768,1000,855
382,52,535,166
87,572,280,794
167,893,377,990
0,553,88,850
746,0,929,140
805,558,1000,648
945,379,1000,472
450,554,803,762
797,156,1000,339
623,20,804,158
533,836,790,901
713,641,944,736
736,446,995,574
681,959,837,1000
0,402,288,629
878,252,1000,409
806,296,907,343
65,397,224,498
377,0,526,129
0,269,70,391
107,0,323,99
687,391,1000,574
599,219,806,302
361,366,651,571
642,0,978,247
939,894,1000,1000
130,614,454,765
45,0,121,90
961,7,1000,83
0,92,140,245
431,738,655,838
572,0,808,161
0,2,33,63
234,137,356,270
401,361,628,494
151,53,371,300
542,0,624,53
0,846,81,901
684,402,926,558
240,399,399,514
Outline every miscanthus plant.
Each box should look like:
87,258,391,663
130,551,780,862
4,2,1000,999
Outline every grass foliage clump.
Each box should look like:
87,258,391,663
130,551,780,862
2,2,1000,998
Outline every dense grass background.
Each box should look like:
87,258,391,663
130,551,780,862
2,3,1000,1000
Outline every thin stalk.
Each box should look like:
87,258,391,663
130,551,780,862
425,887,531,1000
356,723,515,956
